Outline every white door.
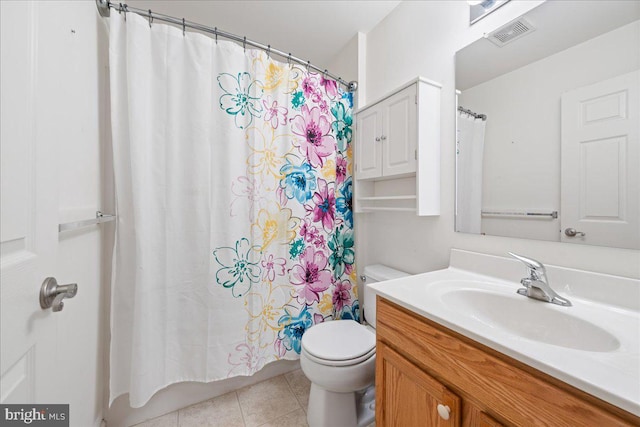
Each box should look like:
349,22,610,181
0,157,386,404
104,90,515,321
560,70,639,249
382,84,417,177
1,0,61,406
356,107,383,179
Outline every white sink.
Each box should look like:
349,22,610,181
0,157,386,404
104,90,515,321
369,250,640,417
437,283,620,352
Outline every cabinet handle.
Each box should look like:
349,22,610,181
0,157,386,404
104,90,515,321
436,404,450,420
375,137,381,142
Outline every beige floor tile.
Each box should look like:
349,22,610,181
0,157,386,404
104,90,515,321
284,369,311,411
258,408,308,427
178,391,244,427
237,375,301,427
131,411,178,427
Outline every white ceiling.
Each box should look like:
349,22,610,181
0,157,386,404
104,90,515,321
456,0,640,90
125,0,401,67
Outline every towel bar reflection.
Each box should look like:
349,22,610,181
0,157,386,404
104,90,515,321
58,211,116,232
481,210,558,219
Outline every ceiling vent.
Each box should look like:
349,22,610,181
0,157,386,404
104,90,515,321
485,18,535,47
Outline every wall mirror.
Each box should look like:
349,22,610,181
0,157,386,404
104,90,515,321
455,0,639,249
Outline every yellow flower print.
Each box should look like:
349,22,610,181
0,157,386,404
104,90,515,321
245,125,291,191
245,282,292,347
318,293,333,315
252,53,301,93
251,202,300,252
320,159,336,181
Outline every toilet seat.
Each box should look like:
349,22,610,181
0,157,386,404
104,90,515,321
301,320,376,367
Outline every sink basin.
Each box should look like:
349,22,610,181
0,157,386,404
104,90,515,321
370,251,640,417
440,286,620,352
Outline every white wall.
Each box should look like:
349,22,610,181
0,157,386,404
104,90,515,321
357,0,639,279
459,21,640,241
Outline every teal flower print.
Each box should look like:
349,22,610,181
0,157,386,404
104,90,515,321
218,72,264,129
277,306,313,354
331,101,353,152
213,238,261,298
291,90,306,110
280,160,317,203
289,238,305,259
328,226,355,279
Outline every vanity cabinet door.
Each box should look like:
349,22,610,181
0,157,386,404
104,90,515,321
377,341,461,427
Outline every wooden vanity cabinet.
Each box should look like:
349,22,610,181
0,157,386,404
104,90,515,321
375,297,639,427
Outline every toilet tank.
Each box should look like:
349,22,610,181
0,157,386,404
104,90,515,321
362,264,409,328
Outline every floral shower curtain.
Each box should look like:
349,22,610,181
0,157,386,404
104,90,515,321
109,12,356,407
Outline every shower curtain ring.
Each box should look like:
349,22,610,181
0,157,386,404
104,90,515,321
243,36,246,53
287,53,291,65
306,60,310,72
267,45,270,59
182,18,186,36
214,27,218,44
148,9,153,27
323,69,328,79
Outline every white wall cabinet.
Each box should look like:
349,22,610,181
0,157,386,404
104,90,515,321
355,77,441,216
356,84,417,179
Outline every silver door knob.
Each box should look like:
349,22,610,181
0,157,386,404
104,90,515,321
40,277,78,312
564,228,586,237
380,135,387,140
375,137,381,142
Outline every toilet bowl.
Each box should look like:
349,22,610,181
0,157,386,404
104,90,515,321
300,265,409,427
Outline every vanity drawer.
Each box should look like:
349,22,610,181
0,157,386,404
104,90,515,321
376,297,638,426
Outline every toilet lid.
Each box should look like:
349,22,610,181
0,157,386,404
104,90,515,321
301,320,376,362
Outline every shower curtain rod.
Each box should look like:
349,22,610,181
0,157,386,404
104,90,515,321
458,106,486,121
95,0,358,92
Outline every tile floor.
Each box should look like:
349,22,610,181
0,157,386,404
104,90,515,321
131,369,311,427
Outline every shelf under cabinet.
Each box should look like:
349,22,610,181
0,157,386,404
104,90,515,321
357,195,417,201
360,207,417,212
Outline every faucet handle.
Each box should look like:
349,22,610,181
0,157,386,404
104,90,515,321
508,252,546,273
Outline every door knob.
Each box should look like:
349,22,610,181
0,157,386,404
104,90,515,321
375,137,381,142
564,228,586,237
40,277,78,312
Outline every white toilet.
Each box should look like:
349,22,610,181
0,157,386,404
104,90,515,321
300,264,409,427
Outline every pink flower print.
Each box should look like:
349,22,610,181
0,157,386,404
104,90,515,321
313,313,325,324
262,96,288,129
307,178,335,231
227,342,266,375
300,218,319,243
332,280,352,313
302,75,319,98
320,76,338,99
313,234,326,249
290,246,332,305
291,105,335,167
261,254,286,282
336,156,348,185
317,98,329,114
274,338,287,358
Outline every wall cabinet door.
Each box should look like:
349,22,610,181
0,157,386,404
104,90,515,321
377,341,461,427
382,84,417,176
356,106,383,179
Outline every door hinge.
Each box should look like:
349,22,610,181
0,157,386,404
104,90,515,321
415,149,417,160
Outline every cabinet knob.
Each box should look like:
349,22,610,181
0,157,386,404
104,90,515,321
436,404,450,420
375,137,381,142
380,135,387,140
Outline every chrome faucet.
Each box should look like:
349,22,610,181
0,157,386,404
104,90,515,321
508,252,572,307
